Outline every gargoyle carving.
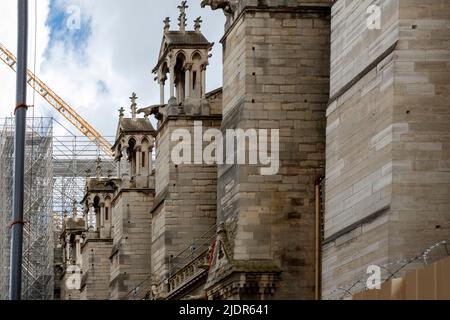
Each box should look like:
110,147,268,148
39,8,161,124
137,105,165,121
201,0,236,15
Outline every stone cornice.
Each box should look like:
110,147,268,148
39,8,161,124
220,5,331,44
156,114,223,135
111,187,155,205
81,237,113,250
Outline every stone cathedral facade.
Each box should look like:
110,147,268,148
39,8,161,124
56,0,450,300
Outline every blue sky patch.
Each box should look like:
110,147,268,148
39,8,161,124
96,80,109,95
45,0,92,63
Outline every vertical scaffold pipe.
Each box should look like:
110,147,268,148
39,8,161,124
10,0,28,301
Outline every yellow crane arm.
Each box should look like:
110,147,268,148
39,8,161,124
0,42,113,158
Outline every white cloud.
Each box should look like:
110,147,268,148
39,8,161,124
0,0,225,137
0,0,50,119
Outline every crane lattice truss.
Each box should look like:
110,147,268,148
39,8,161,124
0,42,113,158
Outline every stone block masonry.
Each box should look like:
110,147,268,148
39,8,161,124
323,0,450,299
53,0,450,301
152,116,222,296
109,189,154,300
80,237,113,300
206,2,331,300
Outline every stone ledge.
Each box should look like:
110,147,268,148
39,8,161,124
323,205,390,245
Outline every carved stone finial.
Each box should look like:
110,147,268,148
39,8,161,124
95,157,102,178
163,17,171,33
130,92,138,119
118,107,125,118
85,168,92,178
194,16,202,33
178,1,189,32
72,200,78,217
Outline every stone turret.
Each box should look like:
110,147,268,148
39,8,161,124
59,215,86,300
77,169,117,300
108,93,156,300
112,93,156,189
147,1,223,299
152,1,213,117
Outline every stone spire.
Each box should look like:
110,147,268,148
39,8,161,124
72,200,78,217
130,92,138,119
177,1,188,33
194,16,202,33
163,17,171,33
95,157,102,178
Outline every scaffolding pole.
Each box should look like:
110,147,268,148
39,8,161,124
10,0,29,300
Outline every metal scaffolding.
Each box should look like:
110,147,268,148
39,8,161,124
0,117,53,300
52,119,116,217
0,117,116,300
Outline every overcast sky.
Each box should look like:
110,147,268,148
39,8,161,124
0,0,225,136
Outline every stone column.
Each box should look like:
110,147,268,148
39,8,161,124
75,236,82,266
185,64,192,99
201,65,206,99
117,156,121,177
99,204,105,230
66,235,71,263
142,146,148,174
121,146,129,177
87,205,92,228
136,147,141,175
169,65,175,99
159,80,165,105
130,147,136,177
95,206,101,230
148,147,153,175
104,203,111,238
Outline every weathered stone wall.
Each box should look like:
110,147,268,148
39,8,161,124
155,127,170,198
80,238,113,300
390,0,450,268
152,116,221,294
323,0,450,298
323,51,394,297
214,3,330,299
109,189,153,300
206,88,223,118
329,0,399,97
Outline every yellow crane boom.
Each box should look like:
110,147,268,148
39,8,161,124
0,42,113,158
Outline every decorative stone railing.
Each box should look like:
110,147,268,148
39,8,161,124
167,249,210,297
